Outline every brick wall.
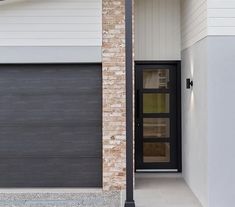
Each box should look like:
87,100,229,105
102,0,126,191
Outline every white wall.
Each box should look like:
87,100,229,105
180,1,209,206
208,0,235,35
207,3,235,207
135,0,181,60
181,38,208,207
207,36,235,207
181,1,235,207
181,0,207,50
0,0,102,46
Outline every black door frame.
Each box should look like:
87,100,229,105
135,61,182,172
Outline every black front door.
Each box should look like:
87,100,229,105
135,62,181,171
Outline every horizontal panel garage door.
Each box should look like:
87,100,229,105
0,64,102,187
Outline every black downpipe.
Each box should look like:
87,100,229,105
124,0,135,206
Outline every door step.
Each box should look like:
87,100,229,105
0,192,121,207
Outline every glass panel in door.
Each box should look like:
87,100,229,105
143,143,170,163
143,69,170,89
143,118,170,139
143,93,170,113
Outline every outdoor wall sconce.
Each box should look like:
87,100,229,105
186,78,193,89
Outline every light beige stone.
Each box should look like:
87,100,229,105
102,0,126,191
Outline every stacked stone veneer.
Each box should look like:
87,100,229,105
102,0,126,191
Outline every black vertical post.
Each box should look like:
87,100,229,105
124,0,135,206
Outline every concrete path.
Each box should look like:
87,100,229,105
122,173,203,207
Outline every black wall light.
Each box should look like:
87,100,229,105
186,78,193,89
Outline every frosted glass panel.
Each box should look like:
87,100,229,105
143,69,169,89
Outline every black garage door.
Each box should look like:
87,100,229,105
0,64,102,187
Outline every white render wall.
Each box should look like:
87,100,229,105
182,36,235,207
135,0,181,60
181,1,235,207
181,38,209,207
207,36,235,207
0,0,102,46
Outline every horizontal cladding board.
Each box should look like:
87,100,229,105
181,2,207,31
181,0,207,50
208,0,235,36
208,1,235,8
181,0,207,22
0,158,102,187
183,28,207,50
208,27,235,35
208,9,235,17
208,18,235,27
0,0,102,46
181,11,207,38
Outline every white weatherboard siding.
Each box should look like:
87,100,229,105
208,0,235,35
181,0,207,50
0,0,102,46
135,0,181,60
